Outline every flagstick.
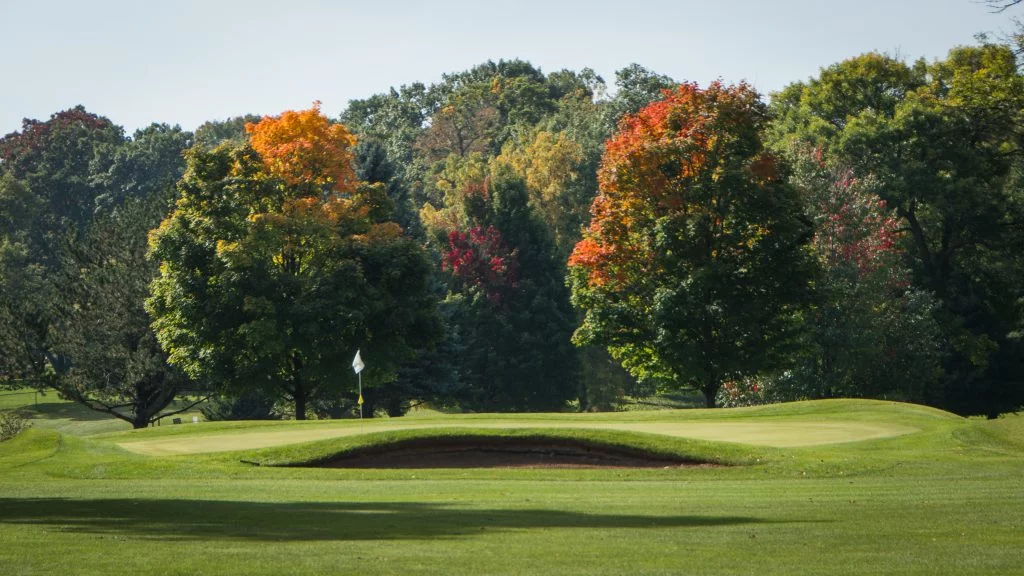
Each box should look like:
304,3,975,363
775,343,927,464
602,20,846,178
353,349,365,434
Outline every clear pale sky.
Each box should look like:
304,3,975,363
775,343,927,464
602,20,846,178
0,0,1017,136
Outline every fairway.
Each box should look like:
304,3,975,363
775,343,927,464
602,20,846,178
2,399,1022,576
115,418,919,455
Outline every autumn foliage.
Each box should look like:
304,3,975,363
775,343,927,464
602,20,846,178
246,101,358,193
810,166,900,277
568,81,812,406
443,225,519,303
570,82,776,288
149,104,438,421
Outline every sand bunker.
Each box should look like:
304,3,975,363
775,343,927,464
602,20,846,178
307,437,712,469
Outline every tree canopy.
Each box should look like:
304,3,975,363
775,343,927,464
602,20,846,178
147,104,439,419
569,82,814,407
3,41,1023,418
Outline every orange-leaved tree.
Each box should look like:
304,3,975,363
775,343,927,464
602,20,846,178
246,101,358,193
568,82,814,407
149,104,439,419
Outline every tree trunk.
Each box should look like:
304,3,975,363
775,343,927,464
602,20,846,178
294,384,306,420
291,352,307,420
132,412,150,429
577,370,590,412
702,379,720,408
385,397,405,417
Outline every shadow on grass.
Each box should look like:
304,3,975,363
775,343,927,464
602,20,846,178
0,498,782,541
28,402,112,422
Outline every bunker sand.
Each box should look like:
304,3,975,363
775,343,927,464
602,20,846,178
117,420,918,456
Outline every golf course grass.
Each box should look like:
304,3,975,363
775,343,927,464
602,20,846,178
1,397,1021,575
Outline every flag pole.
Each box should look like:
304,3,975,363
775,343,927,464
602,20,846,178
353,349,365,434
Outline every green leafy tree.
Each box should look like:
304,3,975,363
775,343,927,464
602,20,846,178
54,197,200,428
193,115,262,149
569,82,814,407
770,46,1024,415
0,174,48,383
342,83,432,239
421,159,580,411
455,168,579,411
0,112,195,426
49,124,194,428
782,150,944,403
148,105,439,419
354,137,420,235
605,64,677,125
0,107,126,384
342,83,430,167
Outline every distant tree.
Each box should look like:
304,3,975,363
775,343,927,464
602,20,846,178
193,114,262,149
569,82,814,407
447,167,579,411
415,92,500,161
545,68,607,103
0,106,125,229
0,107,125,384
605,64,677,125
781,149,944,403
494,130,588,260
770,45,1024,415
343,84,433,235
0,111,194,426
420,159,580,411
54,197,200,428
355,137,419,233
148,104,439,419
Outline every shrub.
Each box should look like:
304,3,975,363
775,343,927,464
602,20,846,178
716,377,778,408
0,411,32,441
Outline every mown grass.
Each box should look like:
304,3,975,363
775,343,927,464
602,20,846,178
101,399,940,457
0,400,1021,575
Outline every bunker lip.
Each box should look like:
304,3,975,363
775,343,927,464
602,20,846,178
284,436,721,469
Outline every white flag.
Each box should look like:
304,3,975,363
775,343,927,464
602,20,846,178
352,350,365,374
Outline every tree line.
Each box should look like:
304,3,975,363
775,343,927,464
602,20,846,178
2,37,1023,424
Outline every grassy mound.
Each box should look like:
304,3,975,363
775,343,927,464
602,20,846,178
103,398,949,456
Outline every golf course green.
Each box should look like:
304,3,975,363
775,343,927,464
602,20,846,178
1,397,1021,575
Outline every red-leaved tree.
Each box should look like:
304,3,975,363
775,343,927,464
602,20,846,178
442,225,519,304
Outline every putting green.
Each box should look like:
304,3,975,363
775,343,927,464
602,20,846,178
116,419,918,455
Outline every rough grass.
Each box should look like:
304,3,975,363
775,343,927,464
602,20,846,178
0,400,1021,575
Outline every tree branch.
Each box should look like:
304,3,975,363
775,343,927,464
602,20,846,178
983,0,1023,12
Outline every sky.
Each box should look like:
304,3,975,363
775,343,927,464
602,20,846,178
0,0,1019,136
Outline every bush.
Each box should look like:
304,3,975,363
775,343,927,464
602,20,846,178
0,411,32,441
715,376,784,408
